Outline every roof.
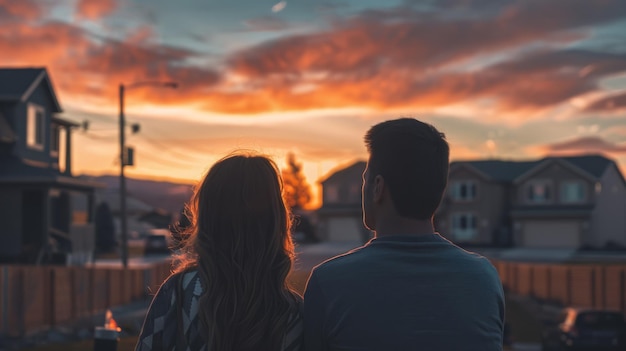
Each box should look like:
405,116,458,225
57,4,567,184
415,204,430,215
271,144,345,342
0,68,62,112
556,155,613,178
320,161,366,184
452,160,540,182
452,154,616,182
52,116,80,128
0,155,102,189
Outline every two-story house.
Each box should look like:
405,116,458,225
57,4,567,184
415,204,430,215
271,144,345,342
437,155,626,249
316,161,371,242
0,68,101,264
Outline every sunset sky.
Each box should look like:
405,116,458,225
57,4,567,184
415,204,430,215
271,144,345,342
2,0,626,207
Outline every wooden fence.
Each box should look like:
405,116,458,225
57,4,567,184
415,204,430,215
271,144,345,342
493,260,626,314
0,261,172,337
3,259,624,337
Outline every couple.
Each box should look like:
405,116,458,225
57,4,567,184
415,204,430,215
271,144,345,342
135,118,505,351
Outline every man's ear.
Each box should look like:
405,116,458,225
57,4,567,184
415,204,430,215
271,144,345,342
373,175,384,203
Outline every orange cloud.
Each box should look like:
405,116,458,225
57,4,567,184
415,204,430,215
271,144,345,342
542,136,626,154
0,17,221,108
75,0,118,19
584,92,626,112
1,0,625,117
0,0,42,20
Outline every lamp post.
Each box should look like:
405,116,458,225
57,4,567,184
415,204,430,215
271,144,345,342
119,81,177,268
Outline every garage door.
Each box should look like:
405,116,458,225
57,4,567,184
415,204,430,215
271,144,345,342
326,217,364,242
522,221,580,248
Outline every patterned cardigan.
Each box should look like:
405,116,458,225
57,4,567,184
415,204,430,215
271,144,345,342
135,270,303,351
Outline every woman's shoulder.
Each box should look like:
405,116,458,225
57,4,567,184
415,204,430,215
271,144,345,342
161,269,198,286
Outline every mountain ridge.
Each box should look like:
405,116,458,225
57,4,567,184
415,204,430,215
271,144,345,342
79,174,195,214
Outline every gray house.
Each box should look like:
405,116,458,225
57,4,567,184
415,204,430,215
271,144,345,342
316,161,371,242
0,68,101,264
437,155,626,249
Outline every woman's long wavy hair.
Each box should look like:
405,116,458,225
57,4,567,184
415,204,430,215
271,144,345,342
174,153,298,351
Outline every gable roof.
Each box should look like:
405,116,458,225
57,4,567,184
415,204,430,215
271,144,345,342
452,154,618,183
320,161,366,185
557,155,613,178
515,154,615,184
451,159,540,182
0,154,102,189
0,68,62,112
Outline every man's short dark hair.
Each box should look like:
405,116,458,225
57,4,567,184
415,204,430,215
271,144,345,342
364,118,449,220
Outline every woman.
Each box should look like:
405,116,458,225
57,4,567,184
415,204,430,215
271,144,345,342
136,153,303,351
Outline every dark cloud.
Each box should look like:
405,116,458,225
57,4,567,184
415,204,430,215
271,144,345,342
546,136,626,153
228,0,626,78
0,18,221,107
194,0,625,113
0,0,45,21
584,92,626,112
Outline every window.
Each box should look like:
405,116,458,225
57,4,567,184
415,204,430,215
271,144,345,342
450,181,477,201
527,181,551,203
560,181,585,203
325,185,339,203
349,184,361,202
451,213,477,241
27,104,45,150
50,124,60,156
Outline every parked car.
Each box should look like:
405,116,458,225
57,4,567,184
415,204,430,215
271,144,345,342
542,307,626,351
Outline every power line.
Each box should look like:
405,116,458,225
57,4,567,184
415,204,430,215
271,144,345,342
133,134,203,162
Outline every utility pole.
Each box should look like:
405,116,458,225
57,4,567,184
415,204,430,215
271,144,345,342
119,84,129,268
118,81,178,269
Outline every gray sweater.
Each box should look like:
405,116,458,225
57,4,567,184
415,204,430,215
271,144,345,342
303,234,504,351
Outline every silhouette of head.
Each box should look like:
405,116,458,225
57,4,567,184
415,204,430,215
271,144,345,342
179,152,296,351
363,118,449,230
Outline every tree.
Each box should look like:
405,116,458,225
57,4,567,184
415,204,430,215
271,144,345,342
281,153,313,210
95,202,116,253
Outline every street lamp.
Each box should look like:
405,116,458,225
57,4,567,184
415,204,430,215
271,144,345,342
119,81,177,268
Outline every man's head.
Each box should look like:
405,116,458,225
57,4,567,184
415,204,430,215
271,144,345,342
362,118,449,230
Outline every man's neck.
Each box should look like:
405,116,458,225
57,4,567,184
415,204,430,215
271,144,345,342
373,216,435,238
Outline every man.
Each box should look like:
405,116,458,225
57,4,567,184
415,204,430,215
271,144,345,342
304,118,504,351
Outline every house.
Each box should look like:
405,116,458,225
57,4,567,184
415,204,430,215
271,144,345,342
0,68,101,264
436,155,626,249
316,161,371,242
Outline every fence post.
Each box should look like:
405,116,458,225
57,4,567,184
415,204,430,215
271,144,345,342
566,267,572,306
18,268,25,337
591,268,596,308
600,266,606,309
529,265,535,298
70,268,76,320
619,268,626,313
546,266,552,302
50,268,56,327
2,266,7,335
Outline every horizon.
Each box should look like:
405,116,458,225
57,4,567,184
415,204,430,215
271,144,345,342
1,0,626,208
